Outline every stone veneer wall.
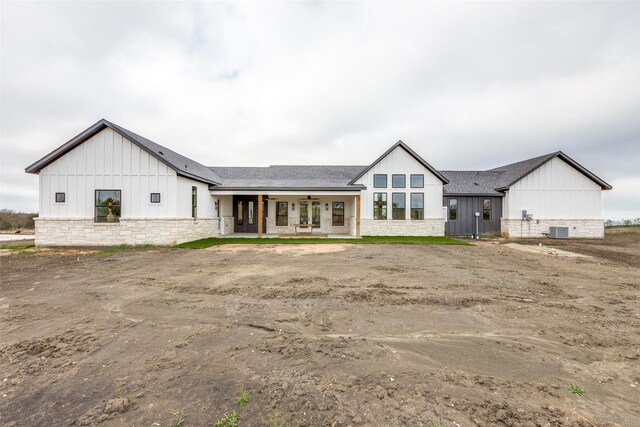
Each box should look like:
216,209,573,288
500,219,604,239
265,216,354,235
360,219,445,236
34,218,219,246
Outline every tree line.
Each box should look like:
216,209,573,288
0,209,37,230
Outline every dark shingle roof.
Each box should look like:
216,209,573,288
488,152,558,190
443,151,612,195
209,165,367,190
441,171,505,196
25,119,221,185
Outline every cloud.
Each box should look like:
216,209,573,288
1,1,639,219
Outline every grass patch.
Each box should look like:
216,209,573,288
0,243,35,251
92,244,162,257
568,384,585,397
236,390,249,407
215,411,238,427
177,235,468,249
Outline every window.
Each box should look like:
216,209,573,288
237,201,243,225
55,192,65,203
95,190,121,223
410,193,424,220
373,193,387,220
449,198,458,221
276,201,288,226
248,201,254,224
150,193,161,203
332,202,344,226
373,174,387,188
392,174,406,188
392,193,405,220
410,174,424,188
191,187,197,219
483,198,492,221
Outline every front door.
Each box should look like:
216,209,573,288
299,200,321,229
233,195,266,233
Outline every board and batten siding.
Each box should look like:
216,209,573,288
354,146,443,220
503,157,602,220
38,127,213,220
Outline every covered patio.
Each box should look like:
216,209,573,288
211,191,362,238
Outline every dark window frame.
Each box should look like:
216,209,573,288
373,192,387,220
373,174,387,188
410,193,424,220
55,192,65,203
95,189,121,223
483,198,492,221
276,201,288,226
150,193,161,203
410,174,424,188
332,201,345,226
191,186,197,219
392,174,406,188
448,198,458,221
392,193,406,220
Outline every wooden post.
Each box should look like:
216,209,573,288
355,195,361,238
257,194,263,238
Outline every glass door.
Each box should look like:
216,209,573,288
312,201,321,228
299,201,309,224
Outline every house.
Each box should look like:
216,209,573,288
25,119,611,246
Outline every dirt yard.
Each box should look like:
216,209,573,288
1,232,639,426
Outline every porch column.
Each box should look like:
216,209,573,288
258,194,263,238
355,195,361,238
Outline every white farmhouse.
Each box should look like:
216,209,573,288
26,119,611,245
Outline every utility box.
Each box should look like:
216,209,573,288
549,226,569,239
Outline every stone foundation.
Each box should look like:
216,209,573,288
34,217,219,246
500,218,604,239
360,218,445,236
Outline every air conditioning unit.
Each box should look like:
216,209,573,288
549,226,569,239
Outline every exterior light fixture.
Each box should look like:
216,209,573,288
292,203,295,211
325,203,329,211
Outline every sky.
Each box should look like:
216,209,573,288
1,1,639,220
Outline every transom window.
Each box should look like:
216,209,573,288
483,198,492,221
410,174,424,188
373,193,387,220
95,190,121,223
392,193,405,220
192,187,197,219
332,202,344,226
55,192,65,203
373,174,387,188
150,193,161,203
410,193,424,220
276,201,288,226
448,198,458,221
392,174,406,188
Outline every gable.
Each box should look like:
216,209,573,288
510,156,603,192
352,143,445,186
349,141,448,185
39,127,176,178
26,119,221,185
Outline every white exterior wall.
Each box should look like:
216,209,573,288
503,157,602,219
501,157,605,239
35,128,218,245
353,146,444,235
